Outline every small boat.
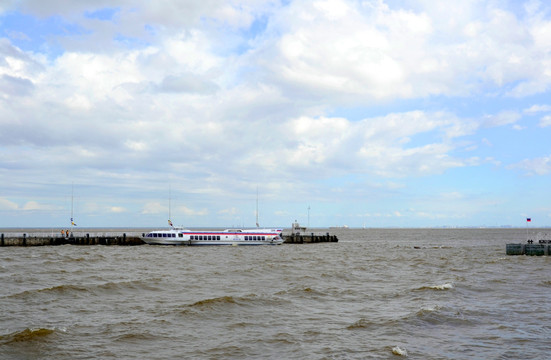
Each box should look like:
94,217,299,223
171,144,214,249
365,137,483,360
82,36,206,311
142,228,284,246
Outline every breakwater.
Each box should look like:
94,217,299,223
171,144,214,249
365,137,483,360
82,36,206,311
0,232,144,246
0,231,338,246
506,243,551,256
282,232,338,244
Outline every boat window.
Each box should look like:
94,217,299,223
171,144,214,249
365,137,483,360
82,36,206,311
153,233,158,237
217,236,220,240
245,236,249,240
253,236,257,241
262,236,265,240
178,233,183,238
208,235,212,240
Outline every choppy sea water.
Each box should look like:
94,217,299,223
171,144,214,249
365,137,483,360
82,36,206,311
1,228,550,359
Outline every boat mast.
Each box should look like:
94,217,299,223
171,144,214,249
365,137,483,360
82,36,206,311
168,184,173,228
256,186,259,228
70,182,75,233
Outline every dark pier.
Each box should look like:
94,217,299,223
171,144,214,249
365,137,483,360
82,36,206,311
0,230,338,246
0,233,144,246
506,242,551,256
282,232,338,244
506,232,551,255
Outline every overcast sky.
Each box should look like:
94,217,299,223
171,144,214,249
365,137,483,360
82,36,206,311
1,0,551,228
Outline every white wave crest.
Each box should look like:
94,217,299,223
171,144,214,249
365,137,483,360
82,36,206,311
392,346,408,356
420,304,440,312
430,283,453,290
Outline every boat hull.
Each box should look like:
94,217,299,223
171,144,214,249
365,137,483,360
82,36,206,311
143,239,283,246
142,228,284,246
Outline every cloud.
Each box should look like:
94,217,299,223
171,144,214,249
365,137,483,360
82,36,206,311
509,155,551,175
0,74,34,96
22,201,59,211
2,1,551,227
482,111,521,127
0,198,18,210
178,206,208,216
272,110,471,178
539,115,551,127
219,207,239,216
141,202,165,215
156,73,218,94
252,0,551,103
524,104,551,114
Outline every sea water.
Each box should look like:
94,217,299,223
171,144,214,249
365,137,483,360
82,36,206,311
1,228,550,359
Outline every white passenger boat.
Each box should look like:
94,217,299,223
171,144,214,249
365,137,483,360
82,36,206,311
142,228,284,246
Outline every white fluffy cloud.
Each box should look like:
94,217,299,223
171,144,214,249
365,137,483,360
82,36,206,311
1,0,551,226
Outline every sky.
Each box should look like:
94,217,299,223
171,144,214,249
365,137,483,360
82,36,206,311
1,0,551,229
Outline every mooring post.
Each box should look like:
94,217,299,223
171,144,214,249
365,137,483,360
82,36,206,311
1,233,3,246
22,233,26,246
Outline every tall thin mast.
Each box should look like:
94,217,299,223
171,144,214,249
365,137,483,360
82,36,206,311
70,182,75,232
168,184,173,228
256,186,259,228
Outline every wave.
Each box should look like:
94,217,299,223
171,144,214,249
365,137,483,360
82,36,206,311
346,318,374,329
190,295,237,308
417,304,442,314
4,278,164,300
275,286,326,298
0,327,65,345
348,303,474,332
5,284,89,299
391,346,408,356
180,293,290,316
414,282,454,291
